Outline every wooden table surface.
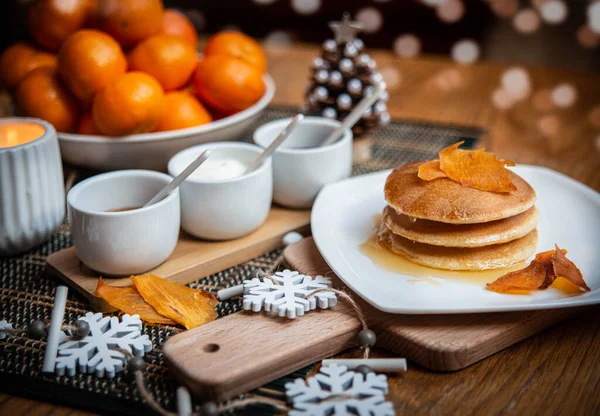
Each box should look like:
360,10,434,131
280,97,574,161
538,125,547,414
3,45,599,415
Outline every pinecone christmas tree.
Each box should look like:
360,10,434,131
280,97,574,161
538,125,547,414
303,13,390,137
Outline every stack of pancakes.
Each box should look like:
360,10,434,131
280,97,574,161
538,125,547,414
380,162,538,271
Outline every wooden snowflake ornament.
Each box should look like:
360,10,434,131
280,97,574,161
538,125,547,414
285,364,394,416
55,312,152,378
243,270,337,319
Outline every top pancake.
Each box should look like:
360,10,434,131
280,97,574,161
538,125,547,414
384,162,536,224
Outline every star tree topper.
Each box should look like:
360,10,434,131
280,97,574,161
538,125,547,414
329,12,363,43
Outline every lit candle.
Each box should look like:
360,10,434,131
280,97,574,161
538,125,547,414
0,122,45,148
1,118,65,256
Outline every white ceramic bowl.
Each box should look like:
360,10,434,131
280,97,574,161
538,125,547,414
58,74,275,171
67,170,180,276
253,116,353,208
0,118,65,255
168,142,272,240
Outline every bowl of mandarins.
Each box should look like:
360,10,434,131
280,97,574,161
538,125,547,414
0,1,274,171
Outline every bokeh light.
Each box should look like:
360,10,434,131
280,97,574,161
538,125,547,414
537,115,560,137
291,0,321,15
490,0,519,19
588,106,600,129
551,83,577,108
501,67,531,100
451,39,480,64
380,67,402,89
355,7,384,34
513,9,541,34
540,0,568,25
576,24,600,48
589,2,600,34
436,0,465,24
433,68,463,91
393,34,421,58
264,31,294,47
492,88,516,110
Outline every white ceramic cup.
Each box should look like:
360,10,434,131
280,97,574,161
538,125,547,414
67,170,180,276
0,118,65,256
168,142,273,240
253,117,353,208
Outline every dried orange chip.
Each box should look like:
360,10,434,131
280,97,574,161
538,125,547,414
438,141,517,193
417,160,448,181
551,245,590,292
95,278,177,325
535,248,566,263
536,248,567,287
131,274,218,329
487,246,589,294
486,260,547,293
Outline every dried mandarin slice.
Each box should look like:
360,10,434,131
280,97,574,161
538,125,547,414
131,274,218,329
438,141,517,193
417,159,447,181
96,278,177,325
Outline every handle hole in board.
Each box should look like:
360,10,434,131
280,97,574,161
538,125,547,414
203,343,220,353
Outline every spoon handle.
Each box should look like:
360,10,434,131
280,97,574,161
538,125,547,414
143,150,211,208
246,114,304,173
320,83,383,147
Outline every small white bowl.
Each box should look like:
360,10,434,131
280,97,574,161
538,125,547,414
168,142,272,240
253,117,353,208
67,170,180,276
58,74,275,171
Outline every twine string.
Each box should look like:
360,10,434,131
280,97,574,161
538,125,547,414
0,327,26,335
2,324,79,336
135,371,176,416
307,287,370,359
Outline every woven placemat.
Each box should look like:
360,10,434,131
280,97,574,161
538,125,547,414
0,107,481,415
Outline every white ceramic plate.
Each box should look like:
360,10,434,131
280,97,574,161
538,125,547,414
311,165,600,314
57,74,275,171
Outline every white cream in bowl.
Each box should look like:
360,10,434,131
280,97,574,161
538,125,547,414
168,142,272,240
188,157,248,181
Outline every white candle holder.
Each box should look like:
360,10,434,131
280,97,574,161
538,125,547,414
0,118,65,255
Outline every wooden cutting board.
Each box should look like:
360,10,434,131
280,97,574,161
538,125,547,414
45,207,310,311
163,237,584,402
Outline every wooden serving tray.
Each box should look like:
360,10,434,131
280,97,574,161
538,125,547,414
46,207,310,311
163,237,584,402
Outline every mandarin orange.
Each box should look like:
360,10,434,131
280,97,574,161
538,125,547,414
27,0,90,51
154,91,211,132
204,31,266,73
129,34,198,91
162,9,198,46
92,71,165,136
0,43,57,91
15,67,80,133
194,55,265,115
78,112,100,135
58,29,127,103
97,0,164,47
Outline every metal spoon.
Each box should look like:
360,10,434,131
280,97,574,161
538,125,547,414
320,83,384,147
143,150,211,208
245,114,304,173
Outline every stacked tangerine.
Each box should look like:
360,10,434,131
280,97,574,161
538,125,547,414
0,0,267,136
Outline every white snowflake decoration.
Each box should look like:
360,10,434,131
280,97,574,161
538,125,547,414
0,320,13,340
243,270,337,319
285,364,394,416
55,312,152,378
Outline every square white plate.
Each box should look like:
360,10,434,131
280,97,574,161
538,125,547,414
311,165,600,314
